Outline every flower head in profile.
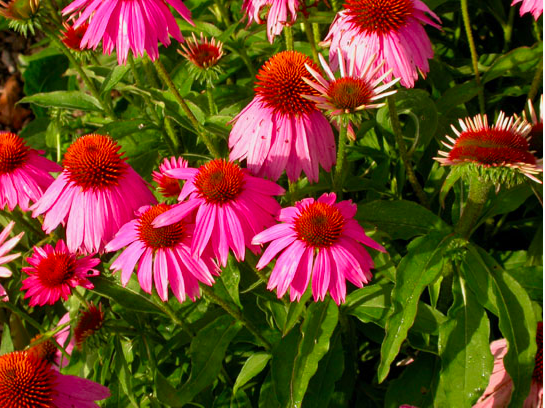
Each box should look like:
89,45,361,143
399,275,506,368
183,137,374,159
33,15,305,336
0,221,24,302
153,159,285,267
74,302,105,349
60,21,88,51
435,112,542,184
106,204,217,302
28,313,73,368
522,95,543,159
252,193,385,304
229,51,336,183
21,240,100,307
152,156,188,199
242,0,301,43
62,0,193,64
179,33,224,83
32,134,156,254
323,0,441,88
0,132,61,212
511,0,542,20
474,322,542,407
0,350,110,407
303,50,399,137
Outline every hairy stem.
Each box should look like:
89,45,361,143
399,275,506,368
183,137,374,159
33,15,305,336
454,173,491,240
333,120,348,194
461,0,485,114
284,26,294,51
303,17,319,63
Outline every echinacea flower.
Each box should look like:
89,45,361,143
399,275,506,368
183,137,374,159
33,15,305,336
523,95,543,159
62,0,193,65
74,302,104,349
106,204,217,302
0,350,110,407
60,21,88,51
0,132,61,212
229,51,336,183
303,50,399,135
252,192,385,304
179,32,224,69
0,221,24,301
153,159,285,267
28,313,73,368
242,0,300,43
474,322,542,407
152,156,188,199
32,134,156,254
323,0,441,88
511,0,543,20
434,112,543,183
21,239,100,307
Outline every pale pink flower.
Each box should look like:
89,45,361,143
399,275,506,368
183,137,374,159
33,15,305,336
323,0,441,88
229,51,336,183
32,134,156,254
0,350,110,407
105,204,217,302
474,322,543,408
512,0,543,20
0,131,61,212
152,156,188,199
153,159,285,267
21,239,100,307
28,313,74,368
242,0,300,43
62,0,193,64
252,192,385,304
0,221,24,301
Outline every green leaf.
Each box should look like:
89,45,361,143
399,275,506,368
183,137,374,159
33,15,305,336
95,120,156,139
0,323,13,354
177,315,242,405
461,244,537,407
439,166,465,208
356,199,450,240
89,275,162,314
435,80,480,114
480,183,533,221
482,43,543,83
114,336,138,407
258,372,282,408
282,288,311,335
378,231,455,383
233,352,271,394
19,91,103,112
155,370,184,407
436,275,493,407
100,65,129,95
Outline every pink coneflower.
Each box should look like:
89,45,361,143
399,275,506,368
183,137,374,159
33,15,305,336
323,0,441,88
0,132,61,212
242,0,300,43
28,313,73,368
0,221,24,302
511,0,543,20
474,322,542,407
435,112,543,183
32,134,156,254
303,50,399,136
153,159,285,267
152,156,188,199
74,302,104,349
0,350,110,407
106,204,217,302
21,240,100,307
179,32,224,69
252,192,385,305
62,0,193,65
524,95,543,159
60,21,89,51
229,51,336,183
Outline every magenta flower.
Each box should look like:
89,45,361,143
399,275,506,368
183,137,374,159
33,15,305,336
242,0,301,43
511,0,543,20
323,0,441,88
0,131,61,212
32,134,156,254
252,193,385,304
0,350,110,407
21,240,100,307
62,0,193,64
152,156,188,199
474,322,542,407
229,51,336,183
153,159,285,267
0,221,24,302
105,204,217,302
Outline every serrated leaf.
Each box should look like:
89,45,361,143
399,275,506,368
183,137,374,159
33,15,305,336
378,231,455,383
233,352,271,394
436,274,493,407
19,91,103,111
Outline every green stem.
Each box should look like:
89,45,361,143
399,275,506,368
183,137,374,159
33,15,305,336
42,0,62,27
502,6,516,52
312,23,321,47
333,120,349,194
303,17,319,63
154,58,221,158
454,173,491,240
163,116,180,155
206,81,218,115
143,56,160,89
1,302,43,331
151,292,194,337
1,209,44,238
527,57,543,102
200,285,271,350
330,0,340,12
214,0,231,26
284,26,294,51
461,0,485,114
235,45,256,78
71,288,88,305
